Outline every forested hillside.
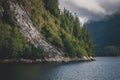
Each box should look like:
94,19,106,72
86,14,120,56
0,0,95,59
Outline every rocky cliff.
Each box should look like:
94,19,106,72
0,0,95,62
8,0,65,59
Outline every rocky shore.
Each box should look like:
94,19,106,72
0,56,95,63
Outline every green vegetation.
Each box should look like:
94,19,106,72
0,21,44,59
0,0,95,59
44,0,60,17
0,0,44,59
41,8,95,57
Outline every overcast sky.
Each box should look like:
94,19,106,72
59,0,120,25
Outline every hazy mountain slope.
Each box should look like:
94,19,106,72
86,14,120,56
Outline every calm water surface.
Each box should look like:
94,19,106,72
0,57,120,80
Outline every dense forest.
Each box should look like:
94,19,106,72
0,0,95,59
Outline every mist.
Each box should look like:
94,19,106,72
59,0,120,25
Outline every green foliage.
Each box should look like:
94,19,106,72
0,0,95,59
0,21,44,59
41,8,95,57
17,0,42,25
44,0,60,17
42,13,49,21
0,3,44,59
59,9,95,57
0,22,11,58
42,24,63,49
60,32,77,57
30,1,41,25
10,26,30,58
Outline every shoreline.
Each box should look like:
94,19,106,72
0,57,95,63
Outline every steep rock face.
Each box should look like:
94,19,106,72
8,1,65,58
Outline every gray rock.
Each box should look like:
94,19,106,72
5,1,95,62
9,1,65,59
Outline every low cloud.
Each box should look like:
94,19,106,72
59,0,120,25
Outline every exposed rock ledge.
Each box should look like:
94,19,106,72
0,57,95,63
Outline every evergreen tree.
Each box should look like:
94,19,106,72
44,0,60,17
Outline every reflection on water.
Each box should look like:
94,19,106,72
0,57,120,80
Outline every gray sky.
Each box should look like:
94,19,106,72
59,0,120,25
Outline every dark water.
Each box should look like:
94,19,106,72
0,57,120,80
